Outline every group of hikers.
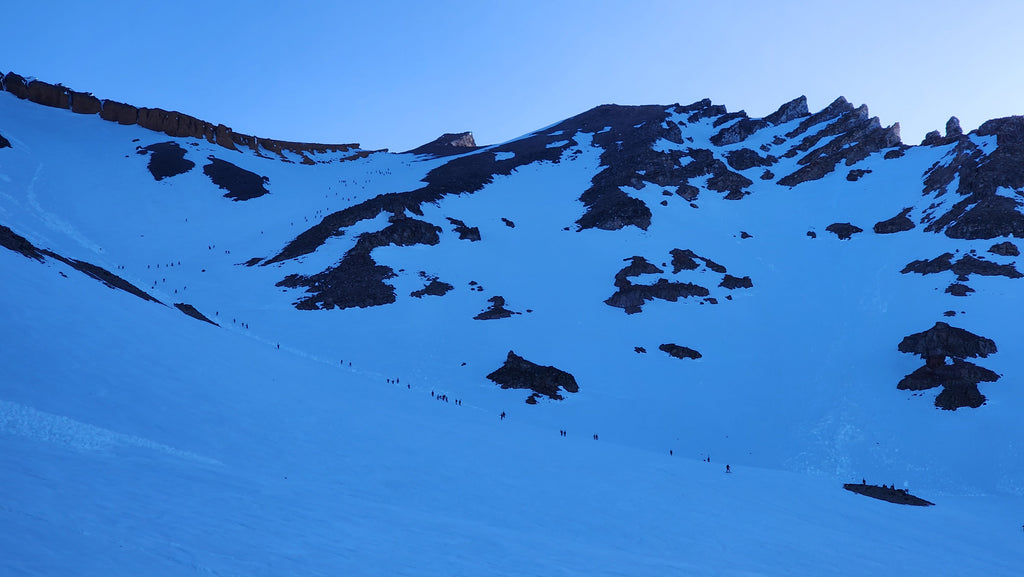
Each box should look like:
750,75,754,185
379,368,737,473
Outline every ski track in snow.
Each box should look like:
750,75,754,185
0,399,220,465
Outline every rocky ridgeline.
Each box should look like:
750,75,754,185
919,114,1024,239
0,71,368,164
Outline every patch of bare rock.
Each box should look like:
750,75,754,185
137,142,195,181
487,351,579,403
474,296,520,320
203,157,270,201
659,344,702,360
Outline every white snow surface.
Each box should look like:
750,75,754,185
1,92,1023,575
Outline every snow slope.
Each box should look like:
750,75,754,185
1,86,1023,575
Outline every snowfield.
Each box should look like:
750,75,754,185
2,87,1023,575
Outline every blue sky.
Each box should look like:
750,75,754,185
2,1,1022,151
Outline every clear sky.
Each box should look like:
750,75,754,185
2,1,1022,152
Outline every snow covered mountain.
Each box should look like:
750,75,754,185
2,71,1023,575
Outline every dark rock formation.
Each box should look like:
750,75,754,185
137,142,196,181
174,303,219,326
0,224,45,261
69,91,101,114
846,169,871,181
710,115,769,147
446,217,481,241
669,249,726,273
203,157,270,201
501,217,516,228
719,275,753,289
278,216,441,310
474,296,519,320
405,132,479,157
901,253,954,275
898,359,998,410
606,278,709,314
99,100,139,125
873,208,915,234
2,224,160,304
825,222,863,240
989,241,1019,256
764,96,810,125
659,343,702,360
26,80,69,109
843,483,933,506
615,256,664,281
486,351,579,401
778,98,901,187
806,231,817,239
902,252,1022,279
898,322,997,360
4,70,363,162
2,72,29,99
945,283,974,297
410,279,453,298
921,130,943,146
0,132,9,149
921,116,1024,239
897,322,999,410
635,346,647,354
922,117,964,146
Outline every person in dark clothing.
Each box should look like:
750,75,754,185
726,464,731,473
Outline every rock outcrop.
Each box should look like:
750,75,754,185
658,343,702,360
873,208,915,234
474,296,519,320
486,351,579,401
897,322,1000,410
405,132,479,157
825,222,863,240
137,142,196,181
2,71,365,163
203,157,270,201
